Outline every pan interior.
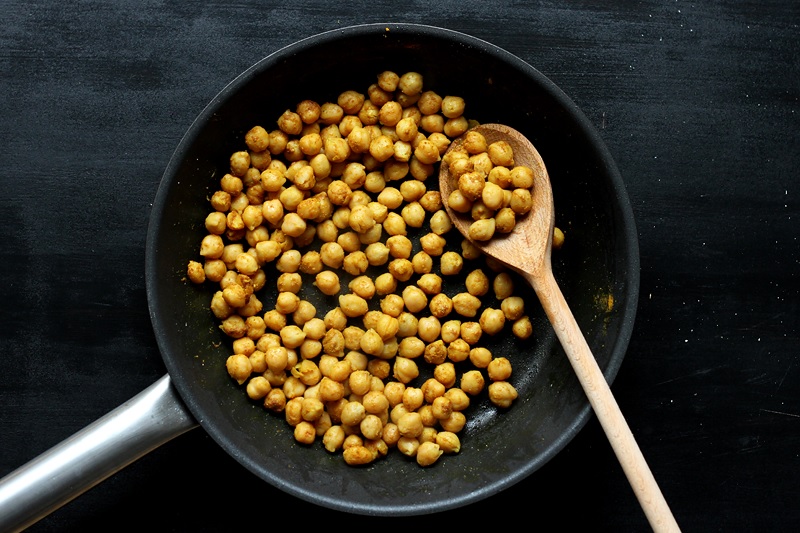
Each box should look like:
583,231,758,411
146,23,639,515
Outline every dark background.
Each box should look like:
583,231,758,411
1,1,797,531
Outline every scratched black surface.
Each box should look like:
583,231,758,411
1,1,798,531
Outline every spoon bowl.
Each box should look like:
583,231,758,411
441,123,680,533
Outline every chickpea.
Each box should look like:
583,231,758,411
429,210,452,235
388,258,414,282
400,201,426,228
315,270,340,296
493,272,515,299
359,329,384,357
452,292,482,318
226,354,252,385
323,425,346,453
339,293,369,317
512,315,533,339
393,356,420,384
439,411,466,433
469,218,496,241
488,381,519,408
398,336,425,359
420,233,446,256
501,296,525,321
441,95,465,118
397,412,424,438
401,285,428,314
460,370,485,396
495,207,517,234
416,273,442,295
404,255,431,282
460,321,483,345
303,318,326,340
469,347,493,369
510,188,533,215
433,362,457,389
348,275,376,300
457,171,485,201
439,251,463,276
362,390,389,414
343,251,369,276
547,225,564,250
275,291,300,314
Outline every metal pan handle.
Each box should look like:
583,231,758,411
0,374,198,532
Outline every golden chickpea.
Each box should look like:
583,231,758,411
415,273,441,295
395,116,419,142
340,401,367,427
327,180,353,206
439,411,466,433
398,336,425,359
441,95,465,118
447,189,473,214
337,231,361,253
420,114,444,134
377,186,403,209
226,354,252,385
423,340,447,365
447,339,470,363
388,258,414,282
494,207,516,234
280,325,306,349
415,441,442,466
275,291,300,314
399,202,425,229
488,381,519,408
500,296,525,321
553,226,565,249
323,425,346,453
420,233,446,256
339,293,369,317
263,309,287,332
460,370,485,396
315,270,340,296
510,188,533,215
462,270,488,297
360,414,384,440
434,362,457,389
375,313,400,341
440,251,464,276
429,210,452,236
367,358,391,380
359,328,384,356
469,218,496,241
396,437,420,458
300,319,325,343
383,382,406,407
452,292,482,317
460,321,483,345
362,390,390,414
493,272,515,300
199,234,225,259
398,71,423,95
397,411,424,438
340,252,366,277
276,249,301,273
393,356,420,384
404,254,430,278
445,388,470,412
369,134,396,162
512,315,533,339
221,315,247,338
383,212,407,237
469,347,493,369
399,285,426,314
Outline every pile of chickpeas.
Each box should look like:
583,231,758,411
444,131,536,241
186,70,536,468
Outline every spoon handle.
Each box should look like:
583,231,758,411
524,269,680,533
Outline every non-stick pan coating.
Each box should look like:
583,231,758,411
146,23,639,515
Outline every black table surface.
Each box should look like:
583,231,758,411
2,2,798,531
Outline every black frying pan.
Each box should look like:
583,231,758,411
0,23,639,528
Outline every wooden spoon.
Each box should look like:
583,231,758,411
440,123,680,533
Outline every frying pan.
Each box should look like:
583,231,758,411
0,23,639,530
